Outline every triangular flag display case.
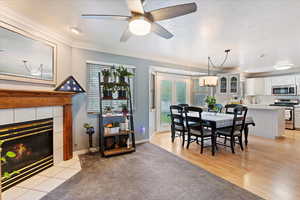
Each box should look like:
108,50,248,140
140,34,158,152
55,76,85,93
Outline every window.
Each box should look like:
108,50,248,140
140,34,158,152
86,62,135,113
150,73,156,110
191,79,210,106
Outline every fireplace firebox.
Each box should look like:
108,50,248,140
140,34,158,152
0,118,53,191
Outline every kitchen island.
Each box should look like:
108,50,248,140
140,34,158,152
246,105,285,139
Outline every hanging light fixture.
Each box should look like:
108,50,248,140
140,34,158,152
199,49,231,87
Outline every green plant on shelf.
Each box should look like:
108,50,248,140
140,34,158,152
0,140,20,180
116,66,134,83
101,69,111,83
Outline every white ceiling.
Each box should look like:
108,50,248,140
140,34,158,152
1,0,300,73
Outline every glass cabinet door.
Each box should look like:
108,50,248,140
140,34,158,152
219,76,227,94
230,76,238,94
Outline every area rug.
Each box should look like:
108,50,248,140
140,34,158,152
41,143,263,200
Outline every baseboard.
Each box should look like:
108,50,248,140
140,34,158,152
136,139,149,144
73,139,150,155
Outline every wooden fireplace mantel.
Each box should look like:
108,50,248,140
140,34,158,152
0,89,75,160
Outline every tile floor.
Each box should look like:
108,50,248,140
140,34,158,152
2,156,81,200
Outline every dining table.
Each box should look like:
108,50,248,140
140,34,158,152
171,111,255,156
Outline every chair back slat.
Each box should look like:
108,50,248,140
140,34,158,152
225,104,241,114
185,106,204,133
170,105,185,131
230,106,248,135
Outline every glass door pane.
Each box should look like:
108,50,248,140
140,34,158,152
175,81,187,104
160,80,172,127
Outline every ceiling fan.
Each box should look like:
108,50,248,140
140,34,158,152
82,0,197,42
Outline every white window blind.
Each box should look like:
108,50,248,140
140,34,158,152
86,63,135,113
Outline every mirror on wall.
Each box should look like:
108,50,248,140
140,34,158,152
0,21,56,85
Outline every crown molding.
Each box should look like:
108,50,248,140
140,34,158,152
0,6,73,45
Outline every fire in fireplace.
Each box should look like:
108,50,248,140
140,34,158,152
0,118,53,191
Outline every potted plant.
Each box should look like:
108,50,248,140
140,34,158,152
104,106,113,115
116,66,134,83
101,69,111,83
104,122,120,135
117,85,128,99
205,96,217,110
102,83,114,99
83,123,95,151
120,104,129,116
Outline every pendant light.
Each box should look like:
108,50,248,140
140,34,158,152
199,49,231,87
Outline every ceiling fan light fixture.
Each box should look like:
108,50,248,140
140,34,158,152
129,17,151,36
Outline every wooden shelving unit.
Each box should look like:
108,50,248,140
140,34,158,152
98,69,136,157
103,146,135,157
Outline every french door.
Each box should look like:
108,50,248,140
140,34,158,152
156,74,190,132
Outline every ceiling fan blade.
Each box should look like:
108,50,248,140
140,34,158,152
81,14,130,21
149,3,197,21
151,23,173,39
120,26,132,42
127,0,144,14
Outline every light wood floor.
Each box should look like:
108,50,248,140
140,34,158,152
150,130,300,200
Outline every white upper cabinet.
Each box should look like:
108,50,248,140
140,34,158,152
229,75,239,95
264,77,272,95
245,78,265,96
271,75,296,86
295,75,300,95
217,74,240,95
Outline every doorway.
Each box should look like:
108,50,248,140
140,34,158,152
156,74,190,132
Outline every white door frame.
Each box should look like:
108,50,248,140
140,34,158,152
156,73,191,132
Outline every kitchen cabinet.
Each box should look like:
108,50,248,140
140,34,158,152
264,77,272,95
245,78,265,96
295,75,300,95
271,75,295,86
294,107,300,129
217,74,240,95
229,75,239,94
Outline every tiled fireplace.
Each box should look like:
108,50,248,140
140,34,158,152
0,90,80,200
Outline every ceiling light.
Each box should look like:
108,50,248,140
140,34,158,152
274,63,294,70
70,27,82,35
199,76,218,87
129,17,151,36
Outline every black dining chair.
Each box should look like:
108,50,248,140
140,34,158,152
170,105,187,146
185,106,213,154
225,104,241,114
216,105,248,154
178,103,189,108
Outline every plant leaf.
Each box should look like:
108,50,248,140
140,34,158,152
3,172,11,179
6,151,16,158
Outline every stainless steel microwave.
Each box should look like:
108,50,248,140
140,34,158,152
272,85,297,96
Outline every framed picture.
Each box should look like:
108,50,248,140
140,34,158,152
0,21,57,85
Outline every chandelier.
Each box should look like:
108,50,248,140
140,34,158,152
200,49,231,87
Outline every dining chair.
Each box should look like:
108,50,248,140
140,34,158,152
216,105,248,153
185,106,213,154
178,103,189,108
170,105,187,146
225,104,241,114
